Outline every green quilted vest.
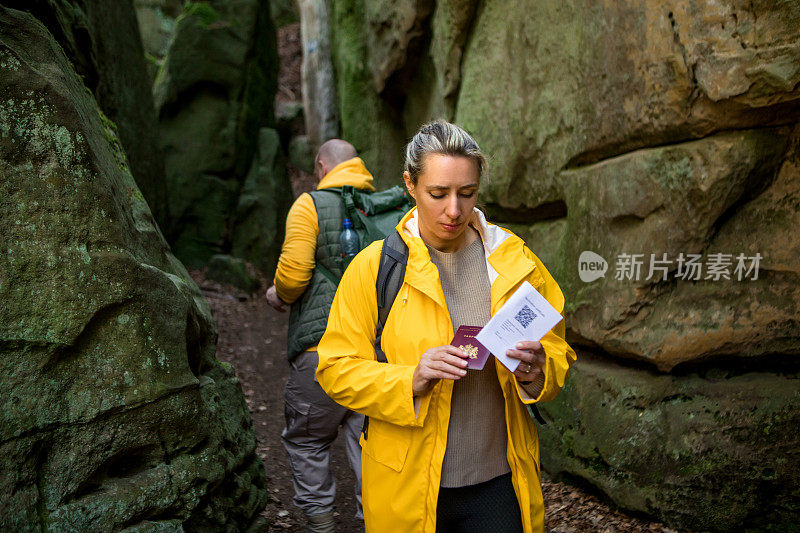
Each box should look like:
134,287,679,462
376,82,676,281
286,190,347,361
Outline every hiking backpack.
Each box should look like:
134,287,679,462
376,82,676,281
336,184,412,252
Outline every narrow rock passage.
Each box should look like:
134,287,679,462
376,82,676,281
194,271,360,532
193,271,679,533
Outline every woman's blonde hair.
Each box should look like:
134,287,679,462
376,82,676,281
403,119,486,184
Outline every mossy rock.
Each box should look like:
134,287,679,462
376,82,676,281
288,134,315,174
275,100,305,147
538,355,800,531
549,129,797,370
155,0,284,265
133,0,183,62
329,0,408,187
0,7,266,529
206,255,260,293
13,0,171,231
232,128,293,277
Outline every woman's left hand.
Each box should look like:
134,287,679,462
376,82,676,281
506,341,546,383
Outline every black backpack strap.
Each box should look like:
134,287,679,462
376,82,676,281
363,230,408,438
340,185,358,222
530,404,546,425
374,230,408,364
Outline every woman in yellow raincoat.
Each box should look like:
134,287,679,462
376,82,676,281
316,120,576,533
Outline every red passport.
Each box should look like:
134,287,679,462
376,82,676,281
450,325,491,370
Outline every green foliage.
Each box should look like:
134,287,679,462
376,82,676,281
181,2,221,27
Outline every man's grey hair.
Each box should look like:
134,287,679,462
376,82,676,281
403,119,486,184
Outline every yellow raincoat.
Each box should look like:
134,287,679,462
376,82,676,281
316,207,577,533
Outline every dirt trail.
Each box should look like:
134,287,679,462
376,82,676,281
195,273,360,532
194,272,679,533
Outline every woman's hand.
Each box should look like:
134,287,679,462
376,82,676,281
506,341,546,383
412,345,468,396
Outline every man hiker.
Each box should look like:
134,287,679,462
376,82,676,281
266,139,370,532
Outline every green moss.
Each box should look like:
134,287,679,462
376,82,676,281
234,3,278,178
330,0,406,187
97,109,130,174
181,2,221,28
144,51,159,67
650,150,694,192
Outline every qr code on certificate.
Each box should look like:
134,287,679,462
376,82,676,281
514,305,537,329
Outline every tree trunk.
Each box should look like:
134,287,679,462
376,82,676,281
298,0,339,149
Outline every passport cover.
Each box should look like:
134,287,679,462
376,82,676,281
451,325,491,370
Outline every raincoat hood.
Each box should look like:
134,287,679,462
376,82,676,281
317,157,376,191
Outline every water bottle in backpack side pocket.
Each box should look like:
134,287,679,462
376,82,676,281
340,218,360,266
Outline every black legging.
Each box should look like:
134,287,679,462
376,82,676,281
436,473,524,533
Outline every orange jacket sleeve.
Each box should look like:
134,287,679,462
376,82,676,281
273,193,319,304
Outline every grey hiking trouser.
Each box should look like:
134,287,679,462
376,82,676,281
281,350,364,519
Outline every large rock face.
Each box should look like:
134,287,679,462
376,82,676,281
152,0,291,274
231,127,292,275
327,0,800,529
0,7,266,530
537,355,800,531
2,0,171,231
329,0,411,184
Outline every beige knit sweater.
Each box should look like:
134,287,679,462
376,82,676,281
427,236,511,487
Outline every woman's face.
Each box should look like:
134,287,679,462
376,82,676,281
403,154,480,253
